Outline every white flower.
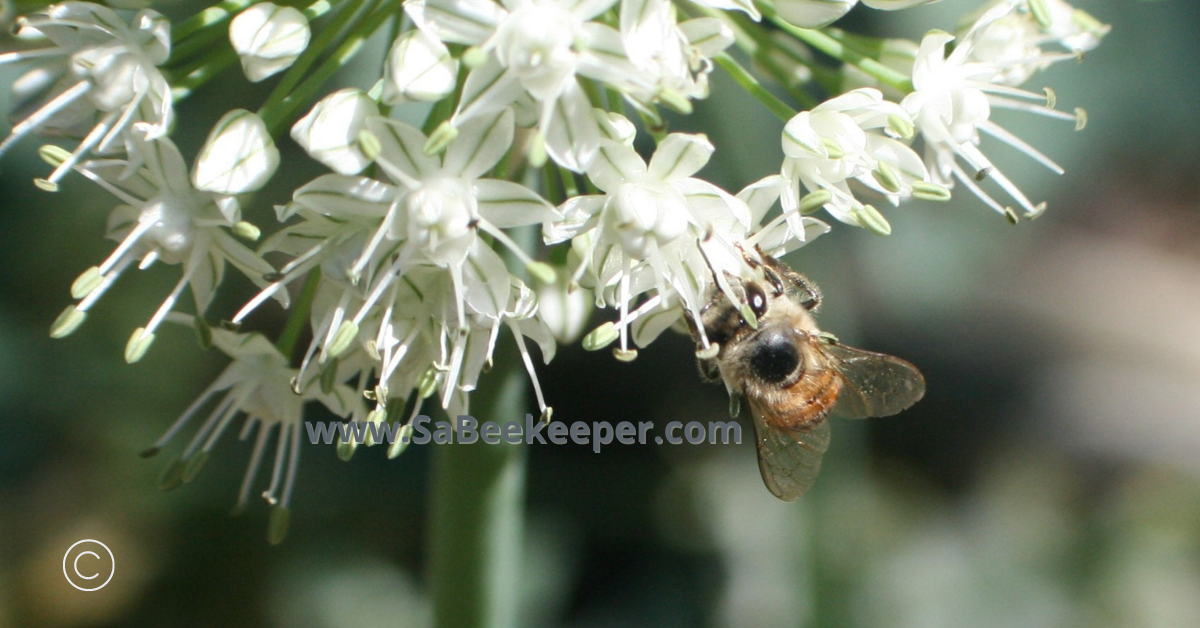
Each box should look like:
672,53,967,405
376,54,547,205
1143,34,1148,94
619,0,733,103
383,28,459,104
343,109,557,328
143,321,357,543
0,1,173,190
193,109,280,194
229,2,311,82
365,266,556,417
406,0,644,171
546,130,757,354
49,125,278,363
961,0,1109,86
781,87,928,233
291,88,379,175
902,8,1085,219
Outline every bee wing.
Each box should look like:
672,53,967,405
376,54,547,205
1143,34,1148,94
818,342,925,419
749,397,832,501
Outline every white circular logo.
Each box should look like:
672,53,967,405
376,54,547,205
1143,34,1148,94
63,539,114,592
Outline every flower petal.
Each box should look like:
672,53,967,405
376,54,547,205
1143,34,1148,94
475,178,558,227
648,133,713,181
366,117,442,183
586,140,646,192
543,81,602,173
444,109,514,180
291,174,397,219
455,56,525,123
405,0,504,45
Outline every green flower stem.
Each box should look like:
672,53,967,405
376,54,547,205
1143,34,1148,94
429,352,527,628
274,267,323,359
171,0,257,44
760,6,913,94
262,0,401,134
713,54,796,122
257,0,373,128
170,48,240,100
168,22,232,68
688,4,815,110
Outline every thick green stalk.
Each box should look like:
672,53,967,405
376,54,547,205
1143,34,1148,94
274,267,323,360
429,354,527,628
762,10,914,94
714,54,797,122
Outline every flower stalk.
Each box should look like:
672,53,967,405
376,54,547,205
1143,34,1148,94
429,350,527,628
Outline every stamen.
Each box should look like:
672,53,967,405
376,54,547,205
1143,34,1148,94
0,81,91,159
235,422,272,513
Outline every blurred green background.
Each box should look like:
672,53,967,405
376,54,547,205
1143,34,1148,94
3,0,1200,626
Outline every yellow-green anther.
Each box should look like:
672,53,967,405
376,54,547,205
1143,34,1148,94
268,505,290,545
739,303,759,329
424,121,457,155
357,129,382,161
158,457,186,491
33,178,58,192
911,181,952,202
387,424,414,459
853,204,892,236
363,408,387,447
528,132,548,169
887,114,914,140
38,144,71,167
1004,207,1020,224
326,320,358,359
418,366,441,399
872,161,902,194
526,261,557,284
582,322,619,351
821,137,844,159
50,305,86,338
462,46,487,69
1074,108,1087,131
125,327,156,363
1043,87,1057,109
182,451,209,483
71,266,102,299
337,437,357,461
798,189,832,214
540,407,553,425
613,347,638,362
233,221,261,241
320,360,338,395
1029,0,1051,29
658,89,693,115
194,315,212,349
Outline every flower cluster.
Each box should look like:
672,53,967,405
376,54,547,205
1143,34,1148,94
0,0,1106,539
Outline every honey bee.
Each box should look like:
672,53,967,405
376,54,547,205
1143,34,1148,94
690,248,925,501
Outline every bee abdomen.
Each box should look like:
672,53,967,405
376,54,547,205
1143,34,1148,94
773,368,842,430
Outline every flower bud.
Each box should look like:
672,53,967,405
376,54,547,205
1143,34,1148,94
229,3,310,82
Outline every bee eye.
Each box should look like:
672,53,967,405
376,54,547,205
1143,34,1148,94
749,331,801,384
745,282,768,318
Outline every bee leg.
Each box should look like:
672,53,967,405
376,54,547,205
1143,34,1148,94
697,355,722,382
